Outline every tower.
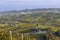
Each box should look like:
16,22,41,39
35,24,40,31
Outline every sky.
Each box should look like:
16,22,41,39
0,0,60,11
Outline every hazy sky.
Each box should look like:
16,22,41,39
0,0,60,11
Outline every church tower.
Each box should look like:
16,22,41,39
35,24,40,31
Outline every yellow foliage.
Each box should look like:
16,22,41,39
12,37,17,40
0,24,8,26
17,23,36,28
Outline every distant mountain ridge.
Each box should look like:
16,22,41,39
2,8,60,12
0,8,60,16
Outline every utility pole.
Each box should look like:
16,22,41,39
21,34,24,40
9,30,12,40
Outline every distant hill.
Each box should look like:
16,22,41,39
0,8,60,16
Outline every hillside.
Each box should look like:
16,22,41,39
0,8,60,40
